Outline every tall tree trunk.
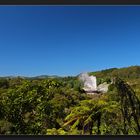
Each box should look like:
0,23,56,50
97,113,101,135
89,121,93,135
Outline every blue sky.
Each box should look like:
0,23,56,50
0,6,140,76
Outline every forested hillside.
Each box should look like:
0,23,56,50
90,65,140,80
90,65,140,98
0,66,140,135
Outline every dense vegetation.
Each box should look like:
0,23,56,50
0,66,140,135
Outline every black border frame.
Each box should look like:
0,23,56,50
0,135,140,140
0,0,140,140
0,0,140,5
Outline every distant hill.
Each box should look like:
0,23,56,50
30,75,60,79
0,75,60,80
1,65,140,80
90,65,140,80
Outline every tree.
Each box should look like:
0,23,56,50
113,77,140,134
63,97,119,135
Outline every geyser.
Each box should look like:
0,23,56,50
79,72,97,93
79,72,109,94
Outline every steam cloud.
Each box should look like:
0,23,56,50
79,72,97,91
79,72,109,93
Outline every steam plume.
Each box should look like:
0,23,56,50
79,72,97,92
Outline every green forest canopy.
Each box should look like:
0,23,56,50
0,65,140,134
